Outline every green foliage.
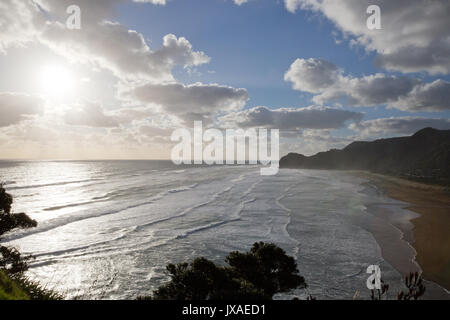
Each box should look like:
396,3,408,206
0,270,29,300
0,246,31,275
0,213,37,237
226,242,305,298
0,184,13,214
10,275,63,300
145,242,306,300
0,268,62,300
0,184,37,237
0,184,62,300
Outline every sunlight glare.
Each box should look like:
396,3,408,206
39,65,74,98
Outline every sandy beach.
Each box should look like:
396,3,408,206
356,172,450,294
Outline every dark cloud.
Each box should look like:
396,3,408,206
0,93,44,127
64,102,118,127
221,105,364,130
127,82,249,123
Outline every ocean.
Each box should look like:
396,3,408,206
0,160,442,299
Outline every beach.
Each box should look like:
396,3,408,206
355,172,450,295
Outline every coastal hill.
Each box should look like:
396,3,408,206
280,128,450,185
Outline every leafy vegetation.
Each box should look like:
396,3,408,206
140,242,306,300
0,183,37,236
0,269,28,300
0,184,61,300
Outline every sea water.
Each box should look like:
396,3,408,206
0,160,439,299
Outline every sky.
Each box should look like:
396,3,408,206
0,0,449,159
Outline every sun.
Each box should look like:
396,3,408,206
38,65,74,98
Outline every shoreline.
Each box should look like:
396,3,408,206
355,171,450,296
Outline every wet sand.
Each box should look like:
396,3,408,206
355,172,450,296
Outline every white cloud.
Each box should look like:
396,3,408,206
0,0,43,53
40,22,210,82
133,0,166,4
285,58,450,112
285,0,450,75
284,58,340,93
233,0,250,5
1,1,209,82
284,0,303,13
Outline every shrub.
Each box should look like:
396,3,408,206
0,184,61,300
143,242,306,300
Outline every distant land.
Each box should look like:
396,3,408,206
280,128,450,186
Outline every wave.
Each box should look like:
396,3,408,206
29,226,138,259
8,178,104,190
274,182,302,258
175,220,237,240
2,182,204,242
43,199,109,211
134,183,235,232
167,183,198,193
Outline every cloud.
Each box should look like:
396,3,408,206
64,102,118,127
1,1,209,82
126,82,249,123
280,128,355,156
390,80,450,112
220,105,363,130
36,0,166,25
0,0,43,53
0,93,44,127
40,22,210,81
337,74,419,107
285,0,450,75
233,0,250,5
138,125,173,137
284,58,340,93
126,0,167,5
4,123,58,143
112,107,156,125
349,117,450,137
285,58,450,112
